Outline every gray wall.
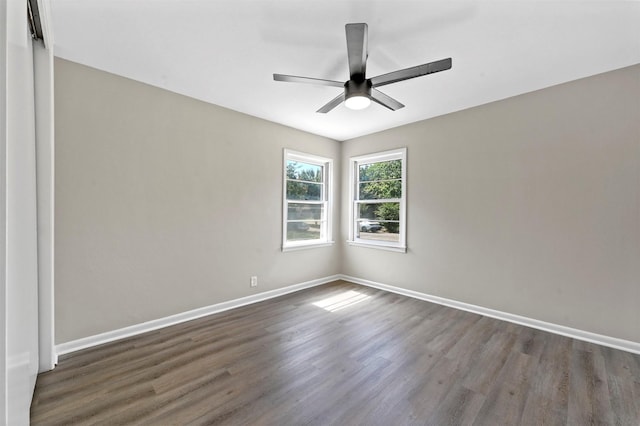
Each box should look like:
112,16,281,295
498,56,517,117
342,64,640,343
56,58,639,346
55,58,341,343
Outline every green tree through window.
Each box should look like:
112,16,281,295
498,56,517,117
283,151,332,250
359,159,402,233
351,148,406,251
286,161,322,201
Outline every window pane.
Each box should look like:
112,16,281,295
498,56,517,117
287,221,324,241
283,151,332,249
359,180,401,200
287,181,322,201
358,202,400,222
350,149,405,249
287,203,324,221
287,160,323,182
356,220,400,242
359,159,401,182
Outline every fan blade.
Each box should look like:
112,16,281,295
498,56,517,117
317,93,345,113
370,58,452,87
273,74,344,88
345,23,368,80
370,89,404,111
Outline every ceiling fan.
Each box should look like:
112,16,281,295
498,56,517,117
273,23,452,113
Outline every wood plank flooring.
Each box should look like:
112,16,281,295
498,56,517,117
31,280,640,425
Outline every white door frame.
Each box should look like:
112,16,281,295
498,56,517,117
34,0,56,371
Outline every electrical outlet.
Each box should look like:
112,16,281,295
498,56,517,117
250,276,258,287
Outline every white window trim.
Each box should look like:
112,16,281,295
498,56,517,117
348,147,407,252
282,149,334,251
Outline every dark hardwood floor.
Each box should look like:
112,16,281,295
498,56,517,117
31,280,640,425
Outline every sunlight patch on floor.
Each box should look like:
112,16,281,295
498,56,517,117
312,290,371,312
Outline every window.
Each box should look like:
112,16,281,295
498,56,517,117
283,150,333,250
349,148,406,252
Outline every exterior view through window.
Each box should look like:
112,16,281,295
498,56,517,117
283,150,332,250
351,148,406,251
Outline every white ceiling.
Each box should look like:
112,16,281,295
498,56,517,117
49,0,640,141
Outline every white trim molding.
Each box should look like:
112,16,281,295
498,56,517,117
56,273,640,358
340,274,640,355
56,275,340,356
34,35,56,373
346,240,406,253
282,241,335,252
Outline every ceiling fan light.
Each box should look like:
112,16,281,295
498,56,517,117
345,95,371,110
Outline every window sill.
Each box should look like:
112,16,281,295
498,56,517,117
347,240,407,253
282,241,335,252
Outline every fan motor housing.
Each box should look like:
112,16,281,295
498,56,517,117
345,79,372,100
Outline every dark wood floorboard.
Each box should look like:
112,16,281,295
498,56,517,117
31,280,640,425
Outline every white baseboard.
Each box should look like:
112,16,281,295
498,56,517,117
56,273,640,358
56,275,341,357
339,274,640,355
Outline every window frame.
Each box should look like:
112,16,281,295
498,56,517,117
282,149,334,251
348,147,407,252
